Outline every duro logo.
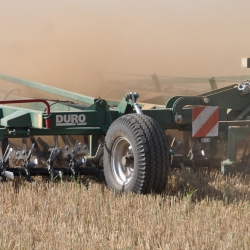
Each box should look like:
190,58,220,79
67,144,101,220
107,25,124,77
56,114,87,126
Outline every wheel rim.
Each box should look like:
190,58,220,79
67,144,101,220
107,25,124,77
111,137,134,185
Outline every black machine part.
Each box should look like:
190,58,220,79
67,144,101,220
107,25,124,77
104,113,169,194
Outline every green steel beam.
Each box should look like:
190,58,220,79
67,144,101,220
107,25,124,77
20,127,104,136
1,110,31,127
202,85,250,110
0,105,44,128
0,73,96,105
0,127,105,137
227,126,250,162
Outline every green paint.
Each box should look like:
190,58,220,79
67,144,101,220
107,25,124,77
1,73,250,174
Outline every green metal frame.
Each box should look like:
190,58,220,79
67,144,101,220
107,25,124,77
1,73,250,167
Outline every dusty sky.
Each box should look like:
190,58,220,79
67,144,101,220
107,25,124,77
1,0,250,97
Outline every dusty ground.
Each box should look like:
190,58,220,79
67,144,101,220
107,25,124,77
0,169,250,249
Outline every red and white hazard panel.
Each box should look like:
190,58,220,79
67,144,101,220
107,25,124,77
192,106,219,138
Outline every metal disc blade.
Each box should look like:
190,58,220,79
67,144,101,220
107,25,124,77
2,171,14,180
54,136,59,147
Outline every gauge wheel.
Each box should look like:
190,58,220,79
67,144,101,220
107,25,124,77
104,114,169,194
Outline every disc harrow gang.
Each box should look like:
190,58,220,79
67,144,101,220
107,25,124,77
0,135,101,182
1,145,14,181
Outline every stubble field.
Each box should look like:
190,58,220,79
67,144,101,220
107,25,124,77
0,168,250,250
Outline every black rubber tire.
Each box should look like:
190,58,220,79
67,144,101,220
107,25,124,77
104,114,169,194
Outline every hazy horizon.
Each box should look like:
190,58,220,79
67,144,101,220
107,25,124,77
1,0,250,97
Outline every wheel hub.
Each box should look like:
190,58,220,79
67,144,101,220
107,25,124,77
111,137,134,185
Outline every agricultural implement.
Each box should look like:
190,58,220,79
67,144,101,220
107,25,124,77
0,64,250,194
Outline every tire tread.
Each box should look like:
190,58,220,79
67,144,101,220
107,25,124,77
104,114,169,194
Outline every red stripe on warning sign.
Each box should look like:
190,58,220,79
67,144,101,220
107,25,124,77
192,106,206,121
193,107,219,137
